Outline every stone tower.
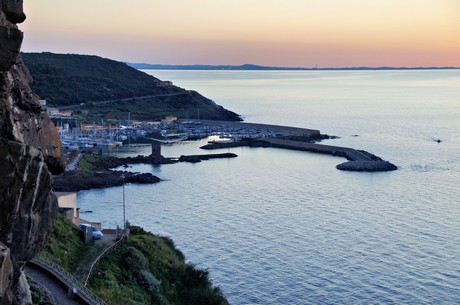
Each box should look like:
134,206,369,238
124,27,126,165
151,141,161,157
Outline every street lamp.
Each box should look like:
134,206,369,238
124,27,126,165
121,174,126,233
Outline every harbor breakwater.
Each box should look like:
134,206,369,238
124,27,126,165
264,138,397,171
56,120,396,193
196,121,397,172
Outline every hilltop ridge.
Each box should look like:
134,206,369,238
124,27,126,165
22,52,241,121
128,63,459,71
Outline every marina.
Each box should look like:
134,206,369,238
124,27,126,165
77,69,460,305
56,118,323,149
57,116,396,171
59,122,123,149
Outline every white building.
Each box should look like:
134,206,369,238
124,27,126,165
56,192,79,221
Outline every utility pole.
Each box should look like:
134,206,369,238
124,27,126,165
121,174,126,232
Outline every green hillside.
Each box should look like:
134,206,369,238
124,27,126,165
22,52,241,121
35,216,229,305
89,226,229,305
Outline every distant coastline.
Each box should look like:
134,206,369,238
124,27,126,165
128,63,460,71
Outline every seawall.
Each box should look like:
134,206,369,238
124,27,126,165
180,119,321,137
263,138,371,161
263,138,397,172
202,136,397,172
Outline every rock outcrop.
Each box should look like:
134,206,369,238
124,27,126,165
336,160,397,172
1,0,26,24
54,170,161,192
0,1,64,303
0,243,14,304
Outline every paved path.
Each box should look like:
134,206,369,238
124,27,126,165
66,153,82,171
26,265,83,305
24,234,118,305
57,93,185,110
264,138,372,161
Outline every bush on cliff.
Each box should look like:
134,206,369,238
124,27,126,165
88,225,229,305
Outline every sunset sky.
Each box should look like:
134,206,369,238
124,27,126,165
21,0,460,67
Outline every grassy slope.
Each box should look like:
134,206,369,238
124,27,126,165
37,216,228,305
22,52,240,121
36,214,87,270
89,226,228,305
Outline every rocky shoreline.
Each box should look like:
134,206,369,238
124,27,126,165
178,152,237,163
53,170,161,192
54,151,239,192
336,150,397,171
55,133,397,193
55,127,398,193
336,160,397,171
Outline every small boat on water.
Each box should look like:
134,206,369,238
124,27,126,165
207,133,237,144
147,131,188,144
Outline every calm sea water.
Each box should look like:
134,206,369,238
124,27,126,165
78,70,460,304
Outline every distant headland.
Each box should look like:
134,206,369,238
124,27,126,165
22,52,241,121
128,63,460,71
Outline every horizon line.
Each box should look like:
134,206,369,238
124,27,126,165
128,62,460,71
20,52,460,70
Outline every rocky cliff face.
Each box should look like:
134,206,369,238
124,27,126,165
0,1,64,304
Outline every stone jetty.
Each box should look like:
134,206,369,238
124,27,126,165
178,152,238,163
263,138,397,171
202,136,397,172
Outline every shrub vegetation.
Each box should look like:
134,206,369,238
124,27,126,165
89,225,229,305
22,52,240,121
36,214,87,270
36,216,228,304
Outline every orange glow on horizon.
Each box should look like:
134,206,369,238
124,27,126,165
21,0,460,67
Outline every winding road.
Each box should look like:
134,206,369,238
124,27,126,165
57,93,186,111
26,264,82,305
25,234,117,304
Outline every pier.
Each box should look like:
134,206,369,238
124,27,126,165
197,122,397,172
263,138,397,171
179,119,322,139
263,138,372,161
189,119,321,136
